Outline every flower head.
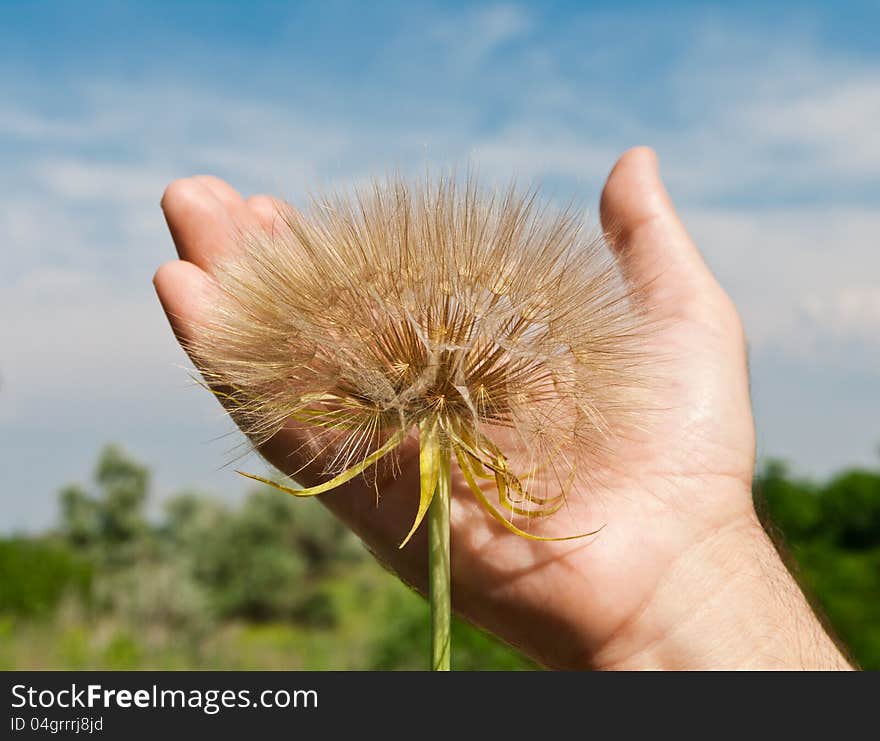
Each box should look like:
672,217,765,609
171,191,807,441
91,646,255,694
189,175,650,544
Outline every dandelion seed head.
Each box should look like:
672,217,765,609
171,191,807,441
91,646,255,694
189,174,653,521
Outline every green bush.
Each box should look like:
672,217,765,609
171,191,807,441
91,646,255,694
0,538,92,618
368,582,535,670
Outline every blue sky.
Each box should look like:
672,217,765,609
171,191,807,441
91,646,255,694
2,1,879,530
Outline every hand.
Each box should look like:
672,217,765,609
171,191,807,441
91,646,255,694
155,148,851,669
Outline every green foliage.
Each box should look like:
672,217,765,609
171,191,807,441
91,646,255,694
755,458,880,669
754,460,821,542
58,445,150,567
162,490,362,622
0,538,92,617
94,445,149,545
821,470,880,549
794,544,880,669
59,485,101,547
2,447,878,669
368,584,535,670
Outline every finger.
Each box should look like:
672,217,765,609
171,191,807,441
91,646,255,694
246,194,287,232
193,176,281,239
192,175,247,211
154,259,252,419
153,259,215,346
161,177,252,271
153,258,370,500
600,147,721,312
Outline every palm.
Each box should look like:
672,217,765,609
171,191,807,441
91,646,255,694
156,148,755,668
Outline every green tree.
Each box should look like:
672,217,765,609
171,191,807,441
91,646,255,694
59,484,101,547
754,459,822,544
755,458,880,670
821,469,880,549
94,445,149,546
174,490,305,620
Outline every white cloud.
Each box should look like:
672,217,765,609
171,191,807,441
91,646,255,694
432,4,532,65
802,287,880,346
739,77,880,184
471,123,617,189
684,206,880,358
0,106,127,141
33,158,169,203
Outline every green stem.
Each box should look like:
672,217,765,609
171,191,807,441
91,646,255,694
428,442,452,671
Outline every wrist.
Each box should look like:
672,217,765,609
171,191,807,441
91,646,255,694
590,507,852,670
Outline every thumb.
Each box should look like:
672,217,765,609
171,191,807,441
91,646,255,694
600,147,725,320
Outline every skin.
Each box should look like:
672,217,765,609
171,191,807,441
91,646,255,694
155,148,852,670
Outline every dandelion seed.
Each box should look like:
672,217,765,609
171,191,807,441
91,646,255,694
187,174,652,670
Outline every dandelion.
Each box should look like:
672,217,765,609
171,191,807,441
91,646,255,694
187,174,650,670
